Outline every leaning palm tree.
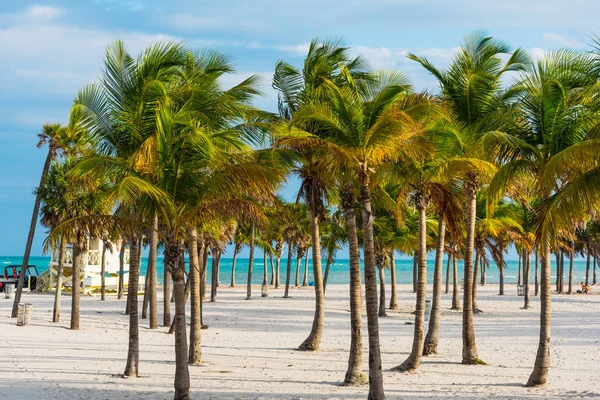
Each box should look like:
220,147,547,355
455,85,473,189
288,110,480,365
409,31,529,364
12,121,92,317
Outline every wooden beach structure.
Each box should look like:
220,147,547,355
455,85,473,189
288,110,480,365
37,238,144,294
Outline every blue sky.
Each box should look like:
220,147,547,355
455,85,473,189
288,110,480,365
1,1,598,257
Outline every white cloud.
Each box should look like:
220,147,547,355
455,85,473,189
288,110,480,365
542,33,584,48
350,46,407,70
167,13,268,33
0,10,180,96
0,5,64,24
276,43,311,55
528,47,548,62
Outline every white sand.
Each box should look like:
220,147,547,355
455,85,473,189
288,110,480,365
0,283,599,399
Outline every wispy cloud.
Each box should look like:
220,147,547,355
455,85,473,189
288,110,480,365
167,13,269,33
0,5,65,24
542,32,584,48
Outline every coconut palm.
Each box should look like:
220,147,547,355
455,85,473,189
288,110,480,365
278,67,434,398
41,158,112,329
12,121,92,317
70,39,288,399
39,157,110,324
409,31,529,364
484,47,598,384
274,38,371,352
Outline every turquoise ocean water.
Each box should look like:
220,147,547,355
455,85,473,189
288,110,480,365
0,255,595,286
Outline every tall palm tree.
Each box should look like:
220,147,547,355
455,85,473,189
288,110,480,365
12,121,91,317
274,38,371,352
71,40,288,399
409,31,529,364
279,68,432,398
484,47,598,384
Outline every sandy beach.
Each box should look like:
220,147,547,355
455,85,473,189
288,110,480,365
0,284,598,399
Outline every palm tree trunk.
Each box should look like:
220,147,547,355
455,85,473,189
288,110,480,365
481,261,486,285
412,254,417,293
124,237,140,377
518,252,522,286
100,244,107,301
12,148,53,318
148,215,158,329
359,170,385,399
445,253,451,295
526,243,551,386
499,263,505,295
298,215,325,351
200,246,208,300
275,252,281,289
211,250,219,302
166,242,190,399
472,254,480,313
188,228,202,365
555,253,560,292
395,196,428,371
118,243,126,300
585,247,590,287
262,251,269,297
269,253,275,286
342,190,364,385
216,256,220,288
568,241,575,294
302,251,309,287
535,248,539,296
246,224,255,300
163,255,171,327
451,255,460,310
323,258,332,293
52,238,66,323
462,181,481,364
231,248,238,287
559,251,565,294
295,254,301,287
283,239,295,298
594,253,597,285
125,240,142,315
523,250,531,309
424,216,446,355
389,250,398,310
70,244,82,330
263,252,268,286
378,263,387,317
142,268,150,318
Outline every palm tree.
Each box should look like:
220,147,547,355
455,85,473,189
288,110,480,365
274,38,371,352
71,40,288,399
409,31,529,364
484,47,597,384
12,121,91,317
39,157,109,324
280,68,432,398
42,157,112,331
